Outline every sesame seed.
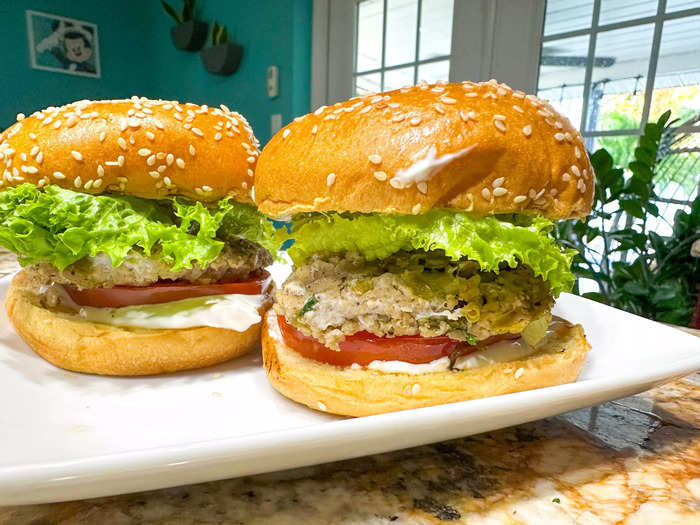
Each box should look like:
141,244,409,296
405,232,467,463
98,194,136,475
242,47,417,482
128,118,141,128
36,152,43,164
522,125,532,137
535,188,545,199
166,153,174,165
579,181,587,193
74,176,82,188
555,121,563,129
390,178,404,189
374,171,387,181
157,165,167,173
409,116,422,126
513,91,525,98
494,119,506,133
146,131,155,141
493,187,508,197
497,87,507,96
129,136,136,145
417,182,428,194
481,188,491,200
138,148,151,156
23,166,38,174
513,105,524,113
71,151,83,161
176,158,185,169
189,145,196,156
147,154,156,166
492,177,505,188
192,127,204,137
282,129,290,139
562,172,571,181
149,171,160,179
118,155,125,167
314,106,326,115
163,176,172,186
554,133,565,142
392,113,405,122
515,368,524,379
155,121,164,130
326,172,336,186
84,180,94,190
30,146,39,157
465,92,478,98
368,154,382,164
311,125,318,134
430,86,445,93
513,195,527,204
29,133,37,140
93,179,102,188
97,165,105,177
583,169,588,178
359,106,372,114
99,131,106,142
247,156,256,164
19,152,27,162
105,161,119,167
118,137,128,150
575,147,581,159
53,120,62,129
412,204,421,214
202,185,213,192
571,165,581,178
494,114,506,120
441,96,457,104
388,102,400,108
247,168,254,177
16,113,25,121
469,111,477,119
434,104,445,115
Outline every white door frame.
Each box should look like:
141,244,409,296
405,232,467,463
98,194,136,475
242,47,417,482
311,0,545,110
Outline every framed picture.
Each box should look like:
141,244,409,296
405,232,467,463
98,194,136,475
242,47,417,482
26,10,101,78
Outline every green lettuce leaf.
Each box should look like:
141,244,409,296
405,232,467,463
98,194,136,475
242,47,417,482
0,184,274,271
281,211,576,296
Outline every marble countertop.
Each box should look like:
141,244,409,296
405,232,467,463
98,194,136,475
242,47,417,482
1,252,699,524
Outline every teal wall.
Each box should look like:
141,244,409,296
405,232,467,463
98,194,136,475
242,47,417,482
0,0,312,144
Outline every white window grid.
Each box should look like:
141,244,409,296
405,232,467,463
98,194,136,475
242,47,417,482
353,0,452,93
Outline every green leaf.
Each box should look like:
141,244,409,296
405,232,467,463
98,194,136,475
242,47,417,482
280,211,576,297
161,1,183,23
0,184,275,271
183,0,195,21
628,161,654,183
298,295,318,317
619,199,645,219
622,281,648,296
582,292,606,303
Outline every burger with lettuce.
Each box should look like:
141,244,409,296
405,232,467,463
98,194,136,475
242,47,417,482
0,98,275,375
255,80,593,416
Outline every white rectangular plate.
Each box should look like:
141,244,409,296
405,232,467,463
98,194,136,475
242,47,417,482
1,272,699,505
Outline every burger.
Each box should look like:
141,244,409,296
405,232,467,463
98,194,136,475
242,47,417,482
254,80,594,417
0,97,275,375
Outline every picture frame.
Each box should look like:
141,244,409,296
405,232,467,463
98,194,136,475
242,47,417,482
26,10,101,79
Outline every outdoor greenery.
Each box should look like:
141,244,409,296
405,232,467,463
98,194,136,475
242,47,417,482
555,111,700,326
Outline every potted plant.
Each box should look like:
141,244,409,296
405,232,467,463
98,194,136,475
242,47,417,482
162,0,208,51
200,21,243,76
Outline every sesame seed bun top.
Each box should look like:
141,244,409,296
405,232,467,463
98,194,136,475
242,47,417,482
0,97,259,202
254,80,594,220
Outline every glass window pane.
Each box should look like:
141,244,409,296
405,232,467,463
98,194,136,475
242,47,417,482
419,0,453,60
356,0,384,72
649,15,700,123
543,0,594,36
538,35,590,129
587,24,655,132
417,60,450,83
666,0,700,12
591,134,639,168
384,66,415,91
385,0,418,67
354,73,382,96
599,0,658,25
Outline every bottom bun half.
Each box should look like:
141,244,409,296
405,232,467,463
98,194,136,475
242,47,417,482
6,270,264,376
262,309,591,417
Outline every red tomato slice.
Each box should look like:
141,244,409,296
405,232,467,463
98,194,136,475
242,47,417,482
67,271,272,308
278,315,520,367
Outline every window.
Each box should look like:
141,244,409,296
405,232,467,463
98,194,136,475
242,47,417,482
538,0,700,233
353,0,454,95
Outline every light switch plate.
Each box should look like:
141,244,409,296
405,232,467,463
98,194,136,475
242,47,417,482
267,65,279,98
270,113,282,136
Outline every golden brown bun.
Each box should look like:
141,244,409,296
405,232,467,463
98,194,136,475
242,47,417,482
5,270,264,376
255,80,593,219
0,97,259,202
262,309,590,417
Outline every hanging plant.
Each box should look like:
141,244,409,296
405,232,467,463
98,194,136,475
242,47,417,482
162,0,208,52
200,21,243,76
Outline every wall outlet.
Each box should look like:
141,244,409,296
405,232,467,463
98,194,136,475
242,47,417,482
270,113,282,135
267,65,279,98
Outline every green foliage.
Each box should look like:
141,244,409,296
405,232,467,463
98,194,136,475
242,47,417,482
554,111,700,326
211,21,229,46
161,0,196,24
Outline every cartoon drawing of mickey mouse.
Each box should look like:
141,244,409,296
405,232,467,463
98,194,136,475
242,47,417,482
36,20,96,74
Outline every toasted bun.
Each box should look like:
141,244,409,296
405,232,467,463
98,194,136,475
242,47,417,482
0,97,259,202
262,309,590,417
5,270,264,376
255,80,593,220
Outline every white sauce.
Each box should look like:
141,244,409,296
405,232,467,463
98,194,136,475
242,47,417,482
76,293,266,331
366,339,538,375
389,143,478,188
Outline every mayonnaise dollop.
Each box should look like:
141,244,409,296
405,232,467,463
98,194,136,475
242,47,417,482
76,293,266,331
389,143,478,188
